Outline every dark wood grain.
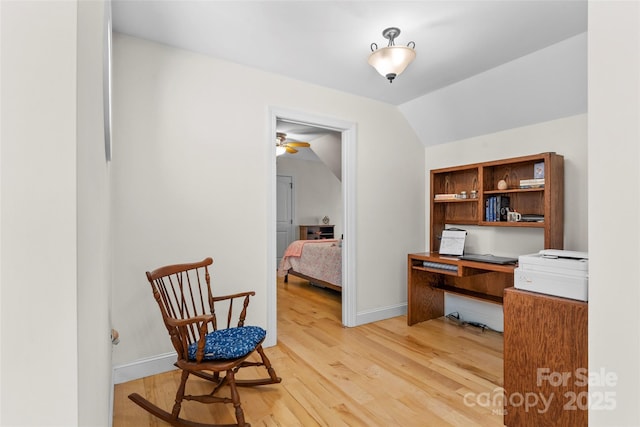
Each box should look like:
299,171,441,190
407,253,515,325
430,152,564,250
504,288,587,427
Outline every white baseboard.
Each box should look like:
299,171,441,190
112,351,177,384
356,303,407,325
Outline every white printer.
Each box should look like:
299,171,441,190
514,249,588,301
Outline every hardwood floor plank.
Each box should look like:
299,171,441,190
113,275,504,426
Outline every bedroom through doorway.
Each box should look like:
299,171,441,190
275,120,344,313
267,107,357,341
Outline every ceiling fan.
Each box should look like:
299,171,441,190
275,132,310,155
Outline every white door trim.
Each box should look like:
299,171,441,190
266,107,357,346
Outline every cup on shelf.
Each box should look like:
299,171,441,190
507,211,522,222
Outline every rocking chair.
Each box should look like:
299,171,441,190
128,257,281,427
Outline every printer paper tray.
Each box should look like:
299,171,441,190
514,267,588,301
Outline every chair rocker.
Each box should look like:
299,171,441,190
128,257,281,427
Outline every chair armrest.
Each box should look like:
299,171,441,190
211,291,256,302
210,291,256,329
165,314,214,328
166,315,214,363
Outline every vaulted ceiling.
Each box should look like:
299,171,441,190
112,1,587,106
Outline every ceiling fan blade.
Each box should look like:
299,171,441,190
285,146,298,154
285,142,311,148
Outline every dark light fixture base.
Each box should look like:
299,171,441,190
382,27,401,45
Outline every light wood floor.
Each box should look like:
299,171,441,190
113,276,505,426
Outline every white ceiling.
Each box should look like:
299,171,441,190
276,120,340,161
111,0,587,106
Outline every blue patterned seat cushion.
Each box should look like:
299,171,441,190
187,326,266,361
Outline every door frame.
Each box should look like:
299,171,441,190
266,107,357,346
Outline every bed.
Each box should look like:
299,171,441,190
277,239,342,292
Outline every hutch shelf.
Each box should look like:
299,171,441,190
430,152,564,250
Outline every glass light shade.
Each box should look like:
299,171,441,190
368,46,416,81
276,145,286,156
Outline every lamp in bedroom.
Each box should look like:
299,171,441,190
368,27,416,83
275,134,286,156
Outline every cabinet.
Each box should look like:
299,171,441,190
430,152,564,251
503,288,587,426
299,225,334,240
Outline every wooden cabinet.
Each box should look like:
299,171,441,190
299,225,334,240
407,252,515,325
503,288,588,426
430,152,564,251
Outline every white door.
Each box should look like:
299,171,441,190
276,175,294,265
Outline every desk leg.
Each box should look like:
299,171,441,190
407,268,444,326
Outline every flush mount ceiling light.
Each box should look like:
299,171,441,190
368,27,416,83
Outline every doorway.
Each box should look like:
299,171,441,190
275,119,342,261
266,107,357,347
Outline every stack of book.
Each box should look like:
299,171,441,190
519,178,545,188
485,195,510,222
434,193,461,200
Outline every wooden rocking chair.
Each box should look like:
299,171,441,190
128,257,281,427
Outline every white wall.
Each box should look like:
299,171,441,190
1,2,113,425
276,157,343,239
588,2,640,425
111,34,425,367
77,1,113,425
1,1,79,424
401,32,587,147
310,132,342,181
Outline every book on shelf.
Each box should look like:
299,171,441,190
435,193,460,200
521,214,545,222
485,195,510,221
519,178,545,188
485,197,496,221
489,196,498,222
498,195,510,221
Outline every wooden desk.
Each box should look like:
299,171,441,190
407,252,515,326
